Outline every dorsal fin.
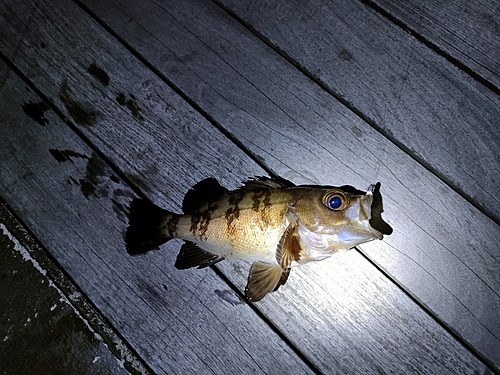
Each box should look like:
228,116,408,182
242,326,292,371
238,176,295,192
182,177,228,213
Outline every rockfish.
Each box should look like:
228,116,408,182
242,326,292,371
126,177,392,302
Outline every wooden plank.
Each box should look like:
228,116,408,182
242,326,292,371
0,204,134,375
0,57,315,375
0,0,496,373
0,54,491,375
367,0,500,90
216,0,500,225
65,0,500,369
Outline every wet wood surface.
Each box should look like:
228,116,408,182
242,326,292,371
0,0,498,373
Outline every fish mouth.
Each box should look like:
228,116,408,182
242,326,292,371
367,182,393,236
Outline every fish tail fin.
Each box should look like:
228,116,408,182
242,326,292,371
126,198,177,255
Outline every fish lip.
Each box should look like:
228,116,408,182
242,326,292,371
367,182,393,236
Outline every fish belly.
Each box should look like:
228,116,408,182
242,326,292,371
176,208,287,264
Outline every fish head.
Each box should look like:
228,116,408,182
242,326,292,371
292,182,392,252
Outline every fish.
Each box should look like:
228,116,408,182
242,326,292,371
125,176,392,302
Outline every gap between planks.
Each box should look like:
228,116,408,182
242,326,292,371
212,0,500,227
0,33,324,375
0,198,154,375
61,0,500,369
1,0,496,374
361,0,500,96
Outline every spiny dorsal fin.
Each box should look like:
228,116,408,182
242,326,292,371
182,177,229,214
174,241,224,269
238,176,295,192
245,262,286,302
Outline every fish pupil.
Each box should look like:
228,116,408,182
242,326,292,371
328,196,342,209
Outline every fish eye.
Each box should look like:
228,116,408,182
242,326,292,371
322,190,347,211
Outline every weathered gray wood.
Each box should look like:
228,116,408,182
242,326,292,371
0,204,133,375
0,62,315,375
1,2,494,373
0,0,497,373
216,0,500,225
69,0,500,369
369,0,500,90
0,57,490,375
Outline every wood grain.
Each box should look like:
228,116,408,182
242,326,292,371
72,0,500,368
0,52,315,375
0,0,497,372
217,0,500,225
368,0,500,89
0,57,489,375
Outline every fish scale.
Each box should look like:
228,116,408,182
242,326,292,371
126,176,392,301
178,191,290,262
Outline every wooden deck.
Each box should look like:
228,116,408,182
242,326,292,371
1,0,499,373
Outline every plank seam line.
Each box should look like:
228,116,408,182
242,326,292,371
355,247,500,374
3,2,320,371
71,0,284,185
211,0,500,227
0,50,146,203
360,0,500,97
0,44,306,375
211,265,323,375
0,197,156,375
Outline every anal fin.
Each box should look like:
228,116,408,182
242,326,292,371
174,241,224,269
245,262,288,302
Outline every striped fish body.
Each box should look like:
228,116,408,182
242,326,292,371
174,190,292,264
126,177,392,301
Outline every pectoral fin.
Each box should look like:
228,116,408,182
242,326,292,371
278,221,302,268
245,262,287,302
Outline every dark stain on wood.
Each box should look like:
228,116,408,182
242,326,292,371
59,81,97,127
80,153,106,198
49,150,134,216
109,175,120,183
47,148,106,199
22,101,50,126
48,149,87,163
110,189,135,222
87,63,110,86
338,49,352,61
136,278,165,305
214,289,244,306
116,92,142,120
